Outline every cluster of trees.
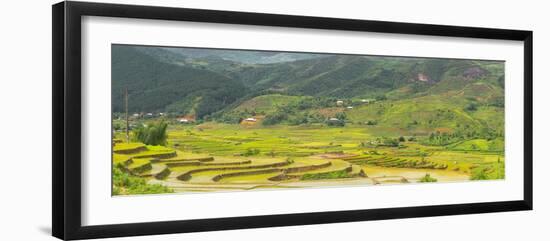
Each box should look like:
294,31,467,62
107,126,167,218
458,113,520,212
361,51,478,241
360,135,417,148
466,97,505,111
422,126,502,146
217,96,354,126
262,112,289,125
423,131,461,146
263,111,329,126
132,121,168,146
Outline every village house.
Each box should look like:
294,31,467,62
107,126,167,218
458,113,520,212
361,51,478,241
417,73,430,82
327,117,344,126
178,118,190,124
243,117,257,122
177,115,196,124
361,99,375,104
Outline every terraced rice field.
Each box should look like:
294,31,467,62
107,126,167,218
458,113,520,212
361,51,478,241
113,123,503,195
113,142,371,193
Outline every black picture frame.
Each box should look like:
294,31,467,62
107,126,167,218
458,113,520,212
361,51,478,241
52,1,533,240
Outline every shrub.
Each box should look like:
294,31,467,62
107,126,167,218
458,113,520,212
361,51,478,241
419,173,438,183
381,137,399,147
113,122,123,131
470,168,489,180
112,167,172,195
464,102,478,112
243,148,260,156
366,120,378,125
301,170,350,180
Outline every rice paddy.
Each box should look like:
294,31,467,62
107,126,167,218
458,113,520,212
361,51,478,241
112,122,504,195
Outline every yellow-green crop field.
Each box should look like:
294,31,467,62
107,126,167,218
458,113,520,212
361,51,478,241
112,122,504,195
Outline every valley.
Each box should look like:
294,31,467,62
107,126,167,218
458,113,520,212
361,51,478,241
111,44,505,195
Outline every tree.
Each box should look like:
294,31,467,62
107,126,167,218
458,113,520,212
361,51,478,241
382,137,399,147
464,102,478,112
132,121,168,146
263,112,288,125
366,120,378,125
335,112,347,120
375,94,387,101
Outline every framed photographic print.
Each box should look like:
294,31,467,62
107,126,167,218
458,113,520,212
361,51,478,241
52,1,533,240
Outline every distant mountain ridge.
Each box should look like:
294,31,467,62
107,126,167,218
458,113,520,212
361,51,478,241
162,47,325,64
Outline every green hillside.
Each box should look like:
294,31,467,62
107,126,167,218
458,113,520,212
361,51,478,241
227,56,503,101
232,94,304,114
111,45,248,117
113,45,504,135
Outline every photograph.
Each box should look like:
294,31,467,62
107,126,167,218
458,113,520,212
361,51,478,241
111,44,505,195
0,0,542,240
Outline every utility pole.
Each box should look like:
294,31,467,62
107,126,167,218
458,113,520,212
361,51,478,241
125,87,129,143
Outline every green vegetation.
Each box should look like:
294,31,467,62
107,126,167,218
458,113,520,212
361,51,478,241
470,160,505,180
419,174,438,183
301,170,350,180
448,139,504,152
112,167,173,195
469,168,489,180
242,148,261,156
112,45,247,117
464,102,478,112
132,121,168,146
112,121,504,194
233,94,303,114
